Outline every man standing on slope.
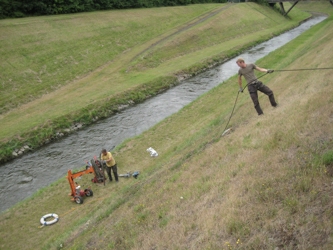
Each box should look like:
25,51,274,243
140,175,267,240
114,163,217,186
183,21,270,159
236,58,277,115
101,148,119,182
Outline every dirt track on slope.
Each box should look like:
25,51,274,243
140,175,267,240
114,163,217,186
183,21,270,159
132,4,233,61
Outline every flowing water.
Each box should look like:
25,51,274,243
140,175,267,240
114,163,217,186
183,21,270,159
0,16,326,212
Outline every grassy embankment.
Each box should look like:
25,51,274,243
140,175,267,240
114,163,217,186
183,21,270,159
1,1,333,250
0,3,310,162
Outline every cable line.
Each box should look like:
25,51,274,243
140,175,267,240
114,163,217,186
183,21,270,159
274,67,333,72
221,66,333,136
221,72,269,136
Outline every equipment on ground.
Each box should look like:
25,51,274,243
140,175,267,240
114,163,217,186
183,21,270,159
67,166,95,204
222,128,232,137
119,171,140,179
88,156,106,184
40,213,59,226
67,156,107,204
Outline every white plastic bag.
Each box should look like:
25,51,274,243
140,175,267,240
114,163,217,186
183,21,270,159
147,147,158,157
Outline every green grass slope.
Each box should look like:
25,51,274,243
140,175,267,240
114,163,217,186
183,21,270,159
0,3,310,162
0,2,333,250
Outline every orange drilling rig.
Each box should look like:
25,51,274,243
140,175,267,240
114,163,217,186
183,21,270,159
67,158,105,204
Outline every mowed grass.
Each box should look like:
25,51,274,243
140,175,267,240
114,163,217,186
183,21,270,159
0,2,333,250
0,5,216,113
0,3,309,149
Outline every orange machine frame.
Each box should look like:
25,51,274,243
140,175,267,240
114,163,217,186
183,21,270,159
67,166,94,197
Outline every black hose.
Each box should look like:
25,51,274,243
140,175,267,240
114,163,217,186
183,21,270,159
221,67,333,136
221,72,268,135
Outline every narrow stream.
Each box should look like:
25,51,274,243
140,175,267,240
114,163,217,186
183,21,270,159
0,16,326,212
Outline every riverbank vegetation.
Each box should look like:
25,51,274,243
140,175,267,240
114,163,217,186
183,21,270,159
0,0,226,18
0,3,310,163
1,1,333,249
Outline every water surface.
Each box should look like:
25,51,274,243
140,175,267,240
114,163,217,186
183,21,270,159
0,16,326,212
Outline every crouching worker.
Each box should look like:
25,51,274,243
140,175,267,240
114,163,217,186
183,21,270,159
101,148,119,182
